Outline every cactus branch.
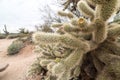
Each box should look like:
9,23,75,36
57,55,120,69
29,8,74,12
77,0,95,20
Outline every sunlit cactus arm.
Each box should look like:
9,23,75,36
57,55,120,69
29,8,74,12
72,65,81,78
51,23,63,28
51,38,91,75
93,19,107,43
53,48,71,58
47,62,56,72
40,54,55,59
58,11,67,17
40,59,54,67
108,25,120,38
87,0,118,21
96,0,118,21
58,11,75,19
33,32,90,50
79,18,107,43
63,24,80,33
52,48,89,75
38,45,55,57
60,34,90,50
57,71,71,80
75,17,95,33
64,49,85,69
52,62,66,75
70,18,79,26
70,18,89,28
33,32,91,77
79,23,96,33
32,32,61,44
77,0,95,20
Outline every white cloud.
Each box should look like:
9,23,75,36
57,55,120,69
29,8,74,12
0,0,61,33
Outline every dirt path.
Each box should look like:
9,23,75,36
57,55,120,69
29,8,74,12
0,39,37,80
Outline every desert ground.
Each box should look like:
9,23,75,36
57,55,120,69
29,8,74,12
0,39,37,80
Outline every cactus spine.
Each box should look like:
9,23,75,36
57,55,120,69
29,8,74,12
77,0,95,20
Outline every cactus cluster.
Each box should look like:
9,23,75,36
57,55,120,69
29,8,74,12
32,0,120,80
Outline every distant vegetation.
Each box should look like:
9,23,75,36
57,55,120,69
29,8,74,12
0,34,6,39
0,25,31,39
6,33,20,39
0,25,33,55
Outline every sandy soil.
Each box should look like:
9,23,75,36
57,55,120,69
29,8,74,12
0,39,37,80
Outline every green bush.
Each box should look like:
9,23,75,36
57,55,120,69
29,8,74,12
7,40,24,55
0,34,6,39
7,34,19,39
18,33,29,38
7,33,30,39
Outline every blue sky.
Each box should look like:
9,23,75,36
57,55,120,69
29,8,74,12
0,0,60,33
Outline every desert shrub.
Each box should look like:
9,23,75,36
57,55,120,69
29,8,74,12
0,34,6,39
7,40,24,55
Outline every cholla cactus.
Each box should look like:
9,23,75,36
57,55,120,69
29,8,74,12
77,0,118,43
58,11,75,19
77,0,95,20
32,0,120,80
